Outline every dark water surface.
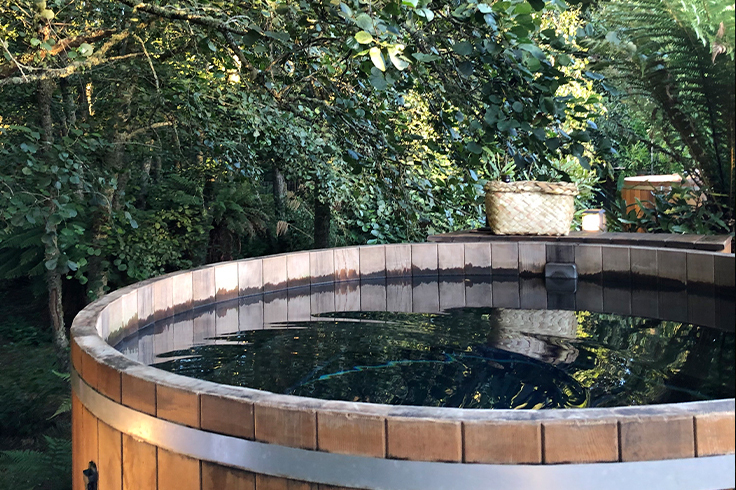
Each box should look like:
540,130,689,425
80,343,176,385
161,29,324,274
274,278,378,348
115,279,735,409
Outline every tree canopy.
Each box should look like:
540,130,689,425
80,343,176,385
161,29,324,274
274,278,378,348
1,0,733,354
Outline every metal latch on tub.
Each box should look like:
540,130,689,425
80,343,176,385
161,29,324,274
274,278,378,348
83,461,98,490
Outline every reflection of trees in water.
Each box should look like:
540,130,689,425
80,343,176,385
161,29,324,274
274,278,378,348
152,308,734,409
573,314,735,406
287,347,588,409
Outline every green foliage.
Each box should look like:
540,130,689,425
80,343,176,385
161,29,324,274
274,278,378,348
608,184,731,234
1,0,730,356
1,0,613,261
0,128,92,278
0,342,68,437
594,99,686,177
0,281,48,344
0,314,50,346
106,174,211,282
207,179,272,262
0,227,45,280
0,281,70,490
663,0,735,58
585,0,735,226
0,436,71,490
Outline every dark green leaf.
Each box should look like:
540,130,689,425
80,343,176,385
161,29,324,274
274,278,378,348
265,31,291,42
571,143,585,156
546,137,560,150
519,44,545,60
556,54,572,66
355,13,374,32
369,71,387,89
571,130,591,142
452,41,473,56
340,3,353,16
466,142,483,154
493,1,511,12
528,0,545,11
525,57,541,71
412,53,441,62
458,61,474,76
513,2,533,14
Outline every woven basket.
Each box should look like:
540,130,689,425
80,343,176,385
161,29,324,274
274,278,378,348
484,181,578,235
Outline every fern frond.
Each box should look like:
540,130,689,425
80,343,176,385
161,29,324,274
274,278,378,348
0,437,72,490
593,0,735,214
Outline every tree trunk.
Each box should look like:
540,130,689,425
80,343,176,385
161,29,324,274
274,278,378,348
47,265,69,365
38,78,69,367
314,194,331,248
43,200,69,367
88,117,128,301
272,165,286,217
86,184,114,302
59,78,77,137
272,164,287,252
137,152,153,207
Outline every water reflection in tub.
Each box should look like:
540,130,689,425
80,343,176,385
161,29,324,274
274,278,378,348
114,277,735,409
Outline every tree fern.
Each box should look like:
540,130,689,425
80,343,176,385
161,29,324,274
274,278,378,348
0,437,71,490
48,371,72,420
589,0,735,224
0,227,45,279
662,0,735,58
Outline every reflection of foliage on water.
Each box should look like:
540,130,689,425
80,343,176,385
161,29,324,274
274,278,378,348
152,308,734,409
573,313,735,406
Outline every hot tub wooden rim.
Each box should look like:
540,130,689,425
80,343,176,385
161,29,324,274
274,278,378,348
71,242,735,470
70,368,735,490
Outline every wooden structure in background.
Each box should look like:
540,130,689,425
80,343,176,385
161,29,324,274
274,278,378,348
621,174,701,232
621,174,685,216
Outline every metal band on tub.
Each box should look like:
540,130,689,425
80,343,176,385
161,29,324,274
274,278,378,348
72,371,735,490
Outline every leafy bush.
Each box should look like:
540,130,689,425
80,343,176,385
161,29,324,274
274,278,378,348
606,184,731,235
0,283,71,490
586,0,735,226
0,436,71,490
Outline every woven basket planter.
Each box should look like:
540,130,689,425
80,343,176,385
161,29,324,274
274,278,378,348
484,181,579,236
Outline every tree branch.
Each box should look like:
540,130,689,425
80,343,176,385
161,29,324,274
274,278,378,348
117,0,262,39
0,31,133,87
222,30,258,80
0,53,141,86
133,34,159,91
49,29,118,57
0,29,118,80
122,121,173,141
0,36,29,82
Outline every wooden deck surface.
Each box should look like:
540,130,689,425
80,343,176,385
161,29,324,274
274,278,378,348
427,230,732,253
